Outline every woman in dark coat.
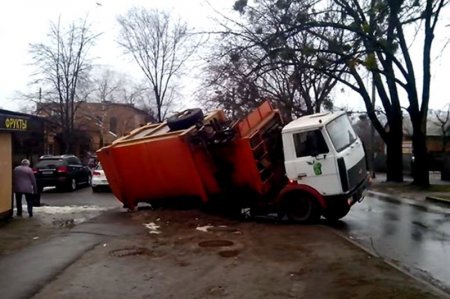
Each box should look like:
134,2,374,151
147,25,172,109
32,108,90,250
13,159,38,217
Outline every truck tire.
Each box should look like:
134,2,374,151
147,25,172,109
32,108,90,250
282,192,321,223
167,108,204,131
323,203,350,222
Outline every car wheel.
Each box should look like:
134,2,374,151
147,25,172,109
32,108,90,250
284,193,321,223
87,175,92,186
92,186,99,193
68,178,77,192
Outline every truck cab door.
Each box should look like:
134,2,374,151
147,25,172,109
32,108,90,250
325,115,367,192
283,129,341,196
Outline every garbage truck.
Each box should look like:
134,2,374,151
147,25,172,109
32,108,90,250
97,101,370,222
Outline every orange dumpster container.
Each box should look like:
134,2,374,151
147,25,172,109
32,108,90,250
97,101,285,209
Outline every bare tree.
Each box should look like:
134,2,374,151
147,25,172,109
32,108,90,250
89,67,149,106
117,7,199,122
236,0,448,186
29,18,98,153
433,104,450,152
202,0,341,121
306,0,448,186
91,68,122,103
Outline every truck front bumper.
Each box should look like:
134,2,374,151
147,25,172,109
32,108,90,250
323,174,371,207
348,175,371,206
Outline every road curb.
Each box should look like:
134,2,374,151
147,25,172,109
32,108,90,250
325,225,450,298
368,190,430,209
426,196,450,204
368,191,450,215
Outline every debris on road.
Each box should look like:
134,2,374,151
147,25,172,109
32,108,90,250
143,222,161,234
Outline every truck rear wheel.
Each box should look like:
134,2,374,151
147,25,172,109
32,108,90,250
282,193,321,223
167,108,204,131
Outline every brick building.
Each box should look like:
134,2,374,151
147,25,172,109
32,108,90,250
37,102,152,159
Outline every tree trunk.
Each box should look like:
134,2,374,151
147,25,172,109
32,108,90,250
411,124,430,186
385,119,403,182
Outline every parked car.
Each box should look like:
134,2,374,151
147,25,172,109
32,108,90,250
33,155,92,192
91,163,110,192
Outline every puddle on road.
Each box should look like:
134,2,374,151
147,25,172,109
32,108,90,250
198,240,234,247
218,249,240,257
207,226,239,233
198,240,241,258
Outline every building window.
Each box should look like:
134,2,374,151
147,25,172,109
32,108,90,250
109,117,117,134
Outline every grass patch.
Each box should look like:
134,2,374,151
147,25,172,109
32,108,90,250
429,195,450,201
428,184,450,192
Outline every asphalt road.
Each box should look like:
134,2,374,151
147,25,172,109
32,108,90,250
40,185,121,208
30,187,450,295
331,194,450,293
4,187,449,298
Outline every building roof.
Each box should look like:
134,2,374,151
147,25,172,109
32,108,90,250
403,116,450,137
0,109,39,119
81,101,149,115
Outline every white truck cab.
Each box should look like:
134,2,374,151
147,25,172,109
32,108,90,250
280,112,369,221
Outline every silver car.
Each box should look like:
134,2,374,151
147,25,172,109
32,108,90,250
91,163,109,192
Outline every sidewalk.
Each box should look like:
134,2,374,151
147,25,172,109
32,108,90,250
0,210,144,299
368,172,450,212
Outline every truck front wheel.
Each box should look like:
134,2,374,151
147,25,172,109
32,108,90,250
281,193,321,223
323,202,350,222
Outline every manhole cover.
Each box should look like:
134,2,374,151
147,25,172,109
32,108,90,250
109,247,152,257
198,240,234,247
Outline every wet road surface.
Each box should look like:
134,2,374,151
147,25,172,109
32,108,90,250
331,194,450,293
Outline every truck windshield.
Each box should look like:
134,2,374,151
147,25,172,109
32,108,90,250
326,114,357,152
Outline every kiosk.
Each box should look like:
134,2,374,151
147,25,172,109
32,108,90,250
0,111,36,220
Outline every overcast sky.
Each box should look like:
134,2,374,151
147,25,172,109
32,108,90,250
0,0,236,111
0,0,449,113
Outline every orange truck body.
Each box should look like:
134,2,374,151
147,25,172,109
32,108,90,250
97,102,285,209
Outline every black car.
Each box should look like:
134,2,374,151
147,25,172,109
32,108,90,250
33,155,92,192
